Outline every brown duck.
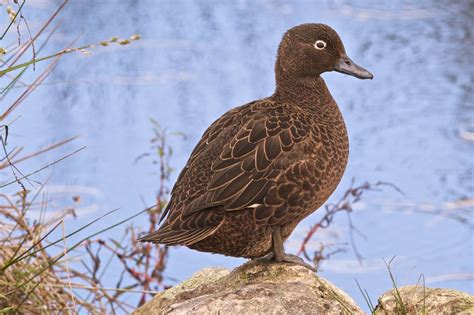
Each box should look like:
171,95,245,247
139,23,373,270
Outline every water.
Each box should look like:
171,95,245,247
1,0,473,311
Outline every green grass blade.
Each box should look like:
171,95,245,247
383,256,407,315
355,278,375,313
0,67,28,95
0,0,26,40
1,207,120,273
6,206,152,296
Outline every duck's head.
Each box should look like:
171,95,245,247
276,23,373,82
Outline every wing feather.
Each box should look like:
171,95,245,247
153,99,312,241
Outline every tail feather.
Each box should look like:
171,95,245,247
138,221,222,246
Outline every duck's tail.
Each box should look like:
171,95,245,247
138,220,223,246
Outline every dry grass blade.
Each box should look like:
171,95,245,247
0,132,31,191
0,34,80,122
0,176,51,249
0,193,80,313
0,188,152,313
0,32,141,78
5,0,67,68
61,220,77,312
7,206,150,293
0,136,79,170
40,283,160,294
0,146,86,189
1,20,62,99
1,207,119,272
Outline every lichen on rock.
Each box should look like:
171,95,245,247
374,285,474,315
133,261,474,315
133,260,364,314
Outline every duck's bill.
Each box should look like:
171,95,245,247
334,55,373,80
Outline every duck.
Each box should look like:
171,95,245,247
139,23,373,271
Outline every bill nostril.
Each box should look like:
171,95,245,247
344,60,351,66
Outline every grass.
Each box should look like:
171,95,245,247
355,278,375,313
0,1,166,313
0,188,160,313
0,33,141,78
0,118,172,312
355,256,430,315
383,256,408,314
0,191,89,313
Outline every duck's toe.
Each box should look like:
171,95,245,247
279,254,317,272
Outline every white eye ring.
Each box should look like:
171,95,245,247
314,40,327,50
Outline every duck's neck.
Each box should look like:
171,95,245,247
273,75,333,106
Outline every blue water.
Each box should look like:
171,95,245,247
1,0,473,311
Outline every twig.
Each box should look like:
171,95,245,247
0,146,86,189
297,180,403,266
62,220,77,314
0,127,32,190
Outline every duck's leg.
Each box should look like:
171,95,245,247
271,226,317,272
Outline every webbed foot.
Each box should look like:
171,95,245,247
260,228,317,272
276,253,317,272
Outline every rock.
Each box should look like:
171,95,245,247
133,260,364,315
374,285,474,314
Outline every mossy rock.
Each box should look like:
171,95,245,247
374,285,474,314
133,260,363,315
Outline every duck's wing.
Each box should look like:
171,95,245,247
158,102,254,223
141,99,309,245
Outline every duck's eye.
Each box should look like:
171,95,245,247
314,40,326,50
